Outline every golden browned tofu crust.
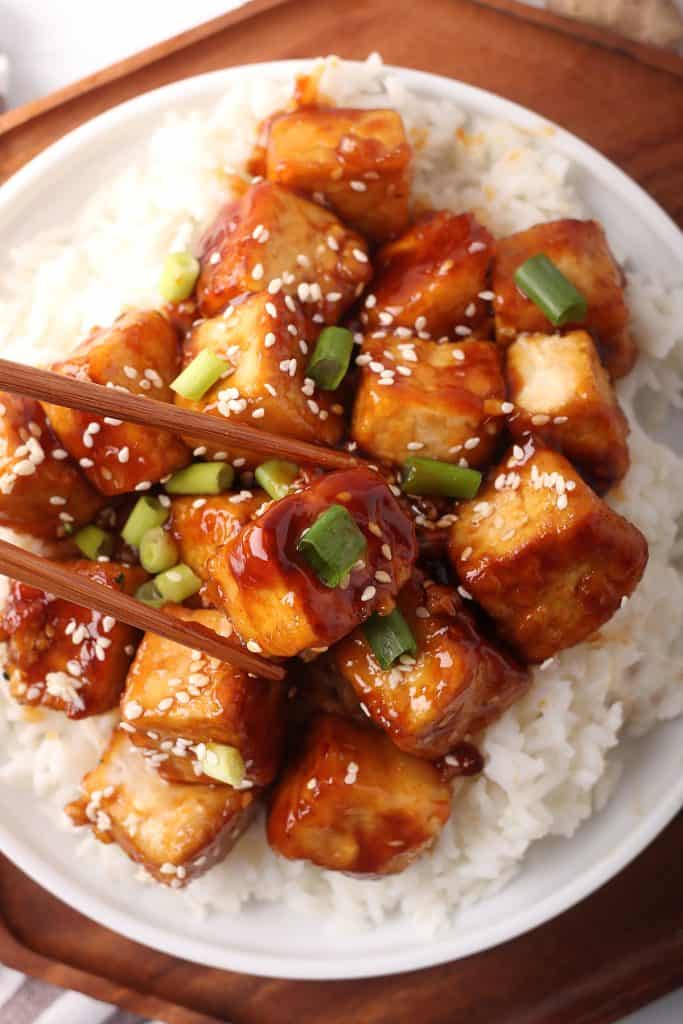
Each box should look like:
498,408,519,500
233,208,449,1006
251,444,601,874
267,714,451,875
449,445,648,663
266,108,412,242
331,575,529,758
361,211,493,338
196,182,371,321
42,310,190,496
65,732,257,885
174,293,344,460
211,467,417,658
169,491,267,584
0,561,146,718
492,219,636,378
506,330,630,488
351,336,506,468
121,606,286,786
0,393,104,539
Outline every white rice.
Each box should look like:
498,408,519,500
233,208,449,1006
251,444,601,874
0,55,682,933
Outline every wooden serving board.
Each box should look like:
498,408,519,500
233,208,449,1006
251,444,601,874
0,1,682,1021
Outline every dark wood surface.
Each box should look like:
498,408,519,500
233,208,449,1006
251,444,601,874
0,0,682,1021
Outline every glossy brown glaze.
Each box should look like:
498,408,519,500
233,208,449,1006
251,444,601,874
169,491,268,585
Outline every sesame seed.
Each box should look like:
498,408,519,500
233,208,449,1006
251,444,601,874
464,437,480,450
501,402,515,414
125,701,143,720
453,349,466,361
460,546,473,561
52,448,69,460
557,493,568,510
265,301,277,317
49,495,67,506
406,441,424,451
252,263,264,280
327,235,340,251
252,408,265,419
118,447,130,463
353,248,369,263
468,241,487,253
247,640,262,653
350,180,367,192
264,332,276,348
455,325,472,337
478,290,495,300
361,586,376,602
268,278,282,294
381,543,392,559
531,414,551,426
464,303,476,318
306,778,317,790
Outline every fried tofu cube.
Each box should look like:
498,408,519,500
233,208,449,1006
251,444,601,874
265,108,412,242
0,561,146,718
65,732,257,885
506,330,630,488
361,211,493,338
169,491,266,583
174,293,344,460
0,394,104,539
449,445,648,662
196,182,371,321
351,337,505,467
331,576,529,758
120,606,285,786
211,467,417,657
268,714,451,875
492,219,635,378
42,311,190,496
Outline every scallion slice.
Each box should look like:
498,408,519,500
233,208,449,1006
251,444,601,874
306,326,354,390
73,524,113,560
165,462,234,495
154,562,202,603
139,527,179,574
135,580,165,609
514,253,587,326
254,459,299,500
121,496,169,548
401,457,481,499
159,252,200,303
199,743,246,787
170,350,228,401
297,504,367,588
364,608,417,669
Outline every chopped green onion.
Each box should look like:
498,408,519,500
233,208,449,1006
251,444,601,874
135,580,165,609
165,461,234,495
154,562,202,603
170,350,228,401
297,504,367,588
121,496,169,548
73,524,113,560
306,326,354,390
364,608,417,669
158,252,200,303
139,527,179,574
514,253,588,326
401,457,482,500
199,743,246,787
254,459,299,500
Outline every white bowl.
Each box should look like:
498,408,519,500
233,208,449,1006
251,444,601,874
0,61,682,981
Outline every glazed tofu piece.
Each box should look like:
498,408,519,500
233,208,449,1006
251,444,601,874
65,732,257,886
506,330,630,488
211,467,417,657
361,211,493,338
0,394,104,539
448,445,648,662
174,292,344,460
120,606,285,786
0,561,146,718
196,181,371,322
492,219,635,378
169,491,267,583
351,337,505,467
42,311,190,496
267,714,451,875
331,575,529,758
265,108,411,242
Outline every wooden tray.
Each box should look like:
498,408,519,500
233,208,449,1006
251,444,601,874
1,1,682,1021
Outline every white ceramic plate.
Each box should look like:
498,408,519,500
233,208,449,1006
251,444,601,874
0,62,682,981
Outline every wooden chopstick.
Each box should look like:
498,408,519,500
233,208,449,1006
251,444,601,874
0,358,360,472
0,538,285,681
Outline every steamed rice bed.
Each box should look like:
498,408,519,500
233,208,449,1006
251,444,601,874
0,55,682,933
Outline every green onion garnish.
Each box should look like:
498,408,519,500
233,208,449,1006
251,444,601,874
170,350,228,401
401,457,482,499
158,252,200,303
199,743,246,787
364,608,417,669
154,562,202,603
139,527,179,574
73,524,113,560
135,580,165,609
121,496,169,548
306,326,354,390
514,253,588,326
297,504,367,588
165,462,234,495
254,459,299,500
